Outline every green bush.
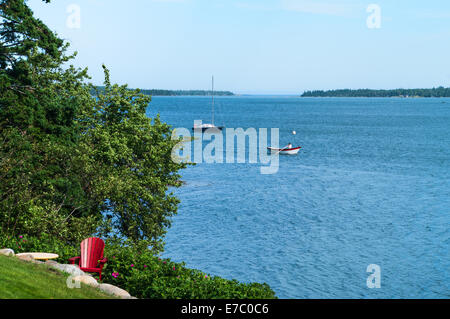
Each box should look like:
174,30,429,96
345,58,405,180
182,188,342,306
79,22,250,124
0,233,78,263
102,240,277,299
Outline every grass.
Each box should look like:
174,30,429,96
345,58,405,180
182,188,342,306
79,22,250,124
0,255,115,299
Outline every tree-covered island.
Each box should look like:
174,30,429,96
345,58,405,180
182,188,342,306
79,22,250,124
301,87,450,98
93,87,234,96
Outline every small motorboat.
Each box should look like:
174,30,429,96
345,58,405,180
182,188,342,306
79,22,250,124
268,130,302,155
268,146,302,155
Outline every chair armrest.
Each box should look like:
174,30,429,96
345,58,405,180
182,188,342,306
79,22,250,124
98,258,108,265
98,258,108,271
68,256,81,264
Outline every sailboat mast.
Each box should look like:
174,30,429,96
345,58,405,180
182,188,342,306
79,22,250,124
212,75,215,125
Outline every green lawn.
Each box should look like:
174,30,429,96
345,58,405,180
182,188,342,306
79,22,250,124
0,255,114,299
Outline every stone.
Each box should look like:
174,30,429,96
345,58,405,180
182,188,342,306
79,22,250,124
98,283,131,299
72,275,99,288
16,254,35,262
50,263,85,276
45,260,58,265
0,249,14,257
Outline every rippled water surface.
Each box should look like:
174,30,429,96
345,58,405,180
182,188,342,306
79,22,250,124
148,96,450,298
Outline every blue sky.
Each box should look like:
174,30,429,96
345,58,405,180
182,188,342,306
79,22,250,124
29,0,450,94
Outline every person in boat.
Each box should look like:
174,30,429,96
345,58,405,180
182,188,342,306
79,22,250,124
287,143,292,149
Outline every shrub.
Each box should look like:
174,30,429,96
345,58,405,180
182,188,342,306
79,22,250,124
102,240,277,299
0,233,78,263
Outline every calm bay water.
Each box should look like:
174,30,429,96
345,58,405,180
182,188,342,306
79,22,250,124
147,96,450,299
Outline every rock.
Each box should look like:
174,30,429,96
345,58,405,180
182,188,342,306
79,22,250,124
0,249,14,257
50,264,85,276
16,254,35,262
45,260,58,265
72,275,99,288
98,283,131,299
48,263,65,272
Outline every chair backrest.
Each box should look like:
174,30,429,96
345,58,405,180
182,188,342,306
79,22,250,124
80,237,105,269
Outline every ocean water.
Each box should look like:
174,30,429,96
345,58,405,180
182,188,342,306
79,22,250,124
147,96,450,299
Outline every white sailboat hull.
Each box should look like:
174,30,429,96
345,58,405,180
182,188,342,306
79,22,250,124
192,124,224,132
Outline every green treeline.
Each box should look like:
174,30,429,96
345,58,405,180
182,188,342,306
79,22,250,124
93,86,234,96
301,87,450,97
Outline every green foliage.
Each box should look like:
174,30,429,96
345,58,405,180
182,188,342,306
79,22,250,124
301,87,450,97
101,239,277,299
0,0,99,242
75,66,189,250
0,233,78,263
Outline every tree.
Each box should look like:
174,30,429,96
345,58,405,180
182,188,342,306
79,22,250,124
1,0,188,252
0,0,96,241
76,66,188,251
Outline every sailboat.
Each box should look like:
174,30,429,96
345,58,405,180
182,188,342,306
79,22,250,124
192,76,224,132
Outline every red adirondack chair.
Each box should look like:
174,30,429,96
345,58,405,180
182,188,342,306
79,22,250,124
68,237,108,280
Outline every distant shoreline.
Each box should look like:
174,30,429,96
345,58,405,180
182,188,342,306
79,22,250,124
300,96,450,99
92,86,234,96
92,86,450,98
301,87,450,98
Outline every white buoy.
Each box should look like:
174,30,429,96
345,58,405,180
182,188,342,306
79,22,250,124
292,131,297,135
